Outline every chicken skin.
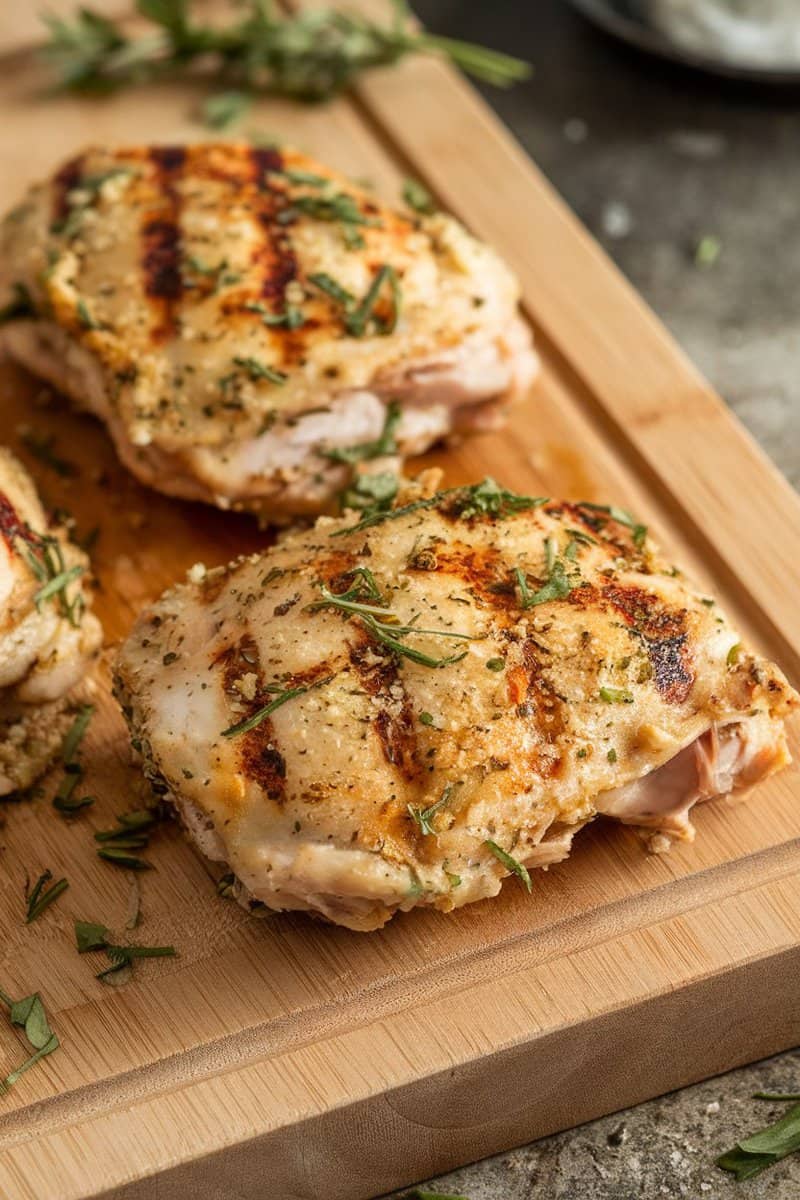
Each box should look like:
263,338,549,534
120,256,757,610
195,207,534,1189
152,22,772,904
0,144,537,519
114,477,797,931
0,448,102,794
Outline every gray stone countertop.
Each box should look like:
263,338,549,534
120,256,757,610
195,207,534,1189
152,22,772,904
383,1,800,1196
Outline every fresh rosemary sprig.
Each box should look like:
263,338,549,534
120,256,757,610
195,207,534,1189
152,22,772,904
313,571,476,669
41,1,531,104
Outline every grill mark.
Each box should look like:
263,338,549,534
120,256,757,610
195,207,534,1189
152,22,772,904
52,153,85,223
505,638,565,778
348,636,419,781
141,146,186,341
248,146,304,367
601,583,695,704
217,638,336,805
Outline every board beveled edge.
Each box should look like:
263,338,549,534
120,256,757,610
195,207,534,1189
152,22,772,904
1,860,799,1200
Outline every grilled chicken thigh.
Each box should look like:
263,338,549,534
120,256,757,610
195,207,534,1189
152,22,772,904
0,144,537,518
115,477,797,931
0,448,102,794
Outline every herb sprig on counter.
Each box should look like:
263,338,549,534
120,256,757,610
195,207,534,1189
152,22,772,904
41,1,530,105
718,1095,800,1181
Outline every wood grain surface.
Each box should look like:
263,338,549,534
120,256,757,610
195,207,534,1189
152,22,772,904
0,4,799,1198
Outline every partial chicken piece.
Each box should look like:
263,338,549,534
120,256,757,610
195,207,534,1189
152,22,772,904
0,144,537,519
114,477,797,931
0,448,102,794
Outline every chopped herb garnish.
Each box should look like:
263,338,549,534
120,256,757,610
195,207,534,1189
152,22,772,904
25,872,69,924
484,840,532,893
451,477,547,521
232,356,288,385
216,872,236,899
34,564,84,610
19,528,85,629
485,658,505,671
61,704,94,763
325,401,401,464
19,429,76,477
695,234,722,268
607,748,618,763
0,986,59,1091
515,560,572,609
76,297,99,330
402,178,436,215
599,686,634,704
282,190,380,247
75,920,109,953
308,272,354,307
310,265,400,337
97,847,152,871
96,943,176,982
717,1098,800,1181
727,642,742,667
347,264,401,336
408,784,455,836
73,919,175,983
245,300,305,329
339,471,399,517
201,89,252,129
581,502,647,549
419,711,435,726
281,168,328,187
332,479,548,538
0,281,35,325
94,809,160,869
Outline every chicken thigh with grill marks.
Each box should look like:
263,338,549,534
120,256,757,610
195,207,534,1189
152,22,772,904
0,144,537,519
0,448,102,794
114,476,797,931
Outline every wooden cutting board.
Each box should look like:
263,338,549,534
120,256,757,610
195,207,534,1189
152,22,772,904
2,5,800,1198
